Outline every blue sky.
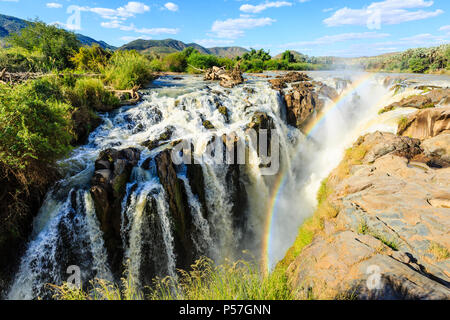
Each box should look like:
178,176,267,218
1,0,449,57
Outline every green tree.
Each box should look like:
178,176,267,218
282,50,295,63
409,56,428,73
7,21,80,70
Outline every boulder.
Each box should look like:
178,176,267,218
90,148,141,275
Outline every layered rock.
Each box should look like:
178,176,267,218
90,148,141,274
398,106,450,140
380,88,450,113
286,129,450,300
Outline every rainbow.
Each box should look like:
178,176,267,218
261,72,379,273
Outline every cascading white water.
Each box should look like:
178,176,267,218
8,71,441,299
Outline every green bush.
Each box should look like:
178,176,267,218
0,78,73,170
71,45,111,73
104,50,154,89
163,52,187,72
7,21,80,71
149,58,165,72
0,46,47,72
187,52,219,71
67,78,120,112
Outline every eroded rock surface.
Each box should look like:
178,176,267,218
398,106,450,140
287,131,450,300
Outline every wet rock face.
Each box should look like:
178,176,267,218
268,72,333,132
155,150,195,271
90,148,141,275
284,82,324,131
287,131,450,300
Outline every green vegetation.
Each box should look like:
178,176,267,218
6,20,80,71
358,221,399,251
104,50,155,90
71,45,111,73
0,78,73,170
361,44,450,74
0,21,156,267
52,258,293,300
429,242,450,261
397,116,410,133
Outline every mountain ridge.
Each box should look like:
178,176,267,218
118,38,249,58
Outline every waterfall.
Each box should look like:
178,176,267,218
7,72,422,299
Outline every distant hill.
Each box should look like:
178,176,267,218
0,14,115,50
208,47,250,58
120,39,249,58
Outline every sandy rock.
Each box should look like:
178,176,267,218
287,131,450,300
398,106,450,140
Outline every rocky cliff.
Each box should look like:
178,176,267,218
283,95,450,300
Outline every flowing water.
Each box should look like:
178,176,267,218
6,71,449,299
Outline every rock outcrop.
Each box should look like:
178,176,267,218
204,65,244,88
268,72,337,132
380,88,450,113
90,148,141,274
285,129,450,300
397,106,450,140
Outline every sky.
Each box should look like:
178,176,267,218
0,0,449,57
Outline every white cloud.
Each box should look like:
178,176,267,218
120,36,152,42
101,20,179,35
439,25,450,32
195,39,235,47
164,2,179,12
240,1,292,14
211,17,276,39
284,32,390,46
89,1,150,20
324,0,444,27
46,2,62,8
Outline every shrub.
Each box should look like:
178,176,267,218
0,78,73,171
163,52,187,72
104,50,154,89
0,46,47,72
187,53,219,72
71,45,111,73
149,58,165,72
67,78,120,112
